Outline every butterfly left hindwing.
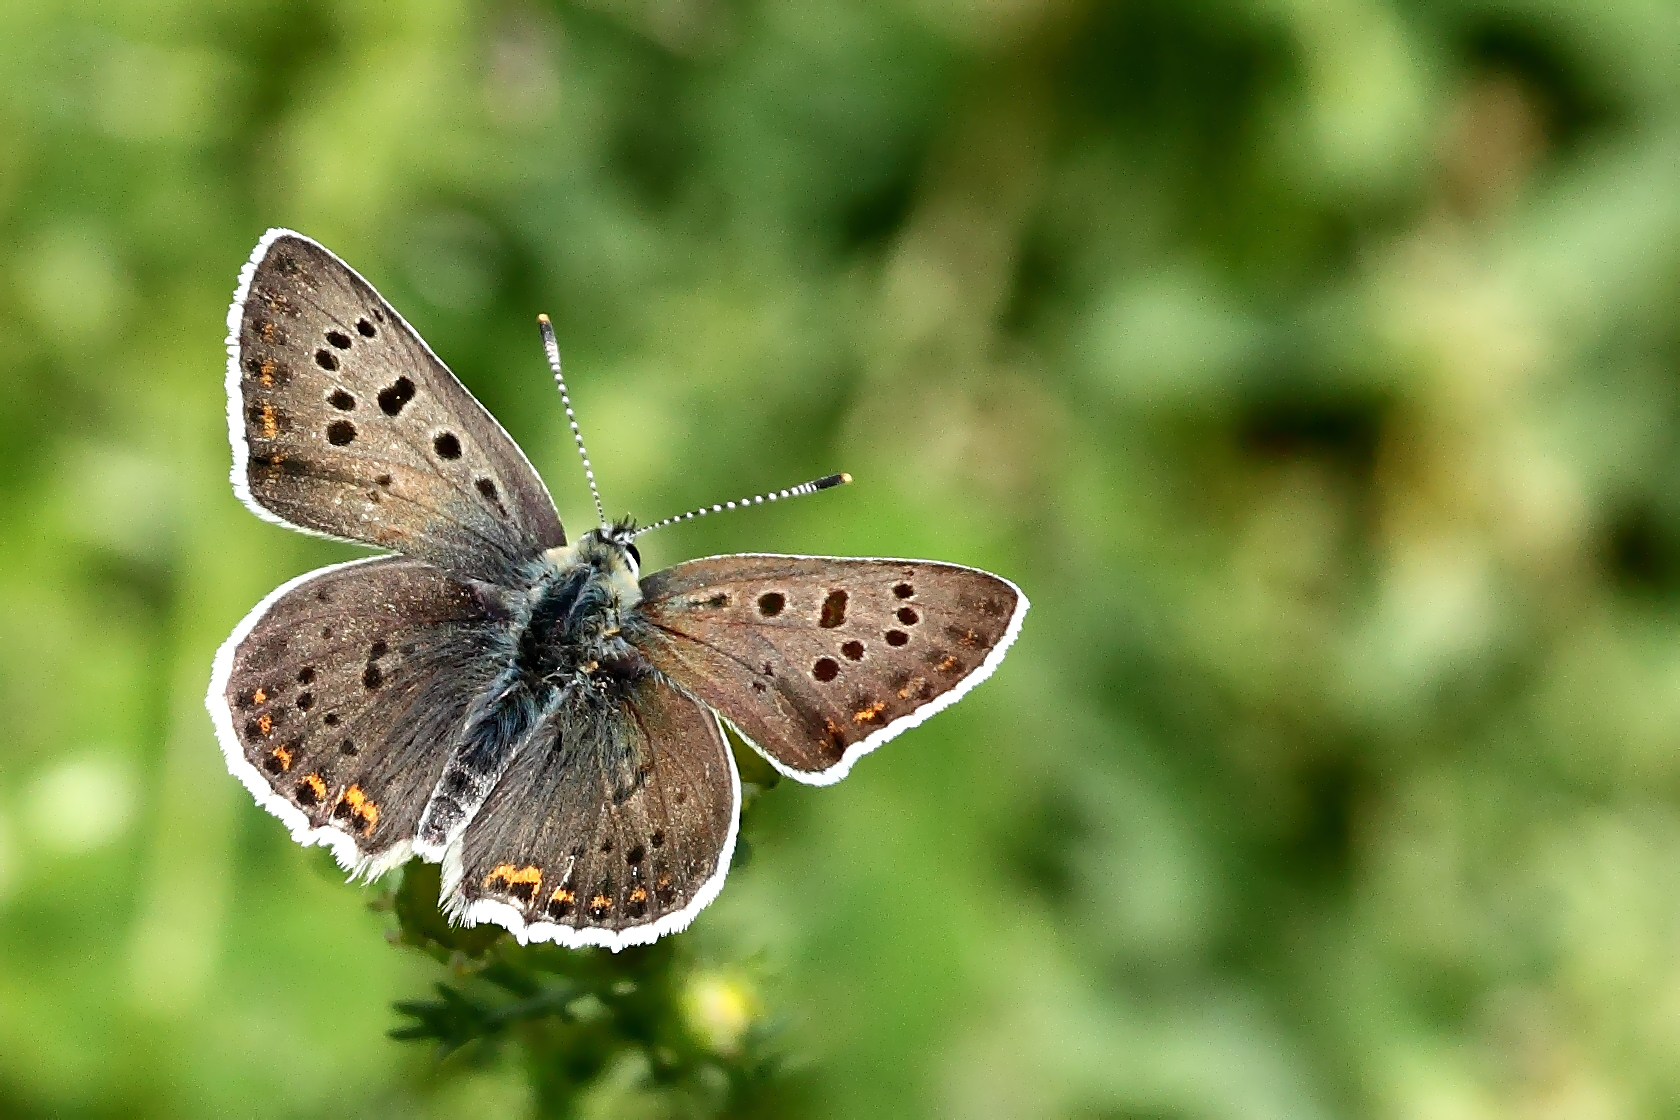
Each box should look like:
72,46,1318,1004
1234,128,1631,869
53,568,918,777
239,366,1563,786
210,555,510,876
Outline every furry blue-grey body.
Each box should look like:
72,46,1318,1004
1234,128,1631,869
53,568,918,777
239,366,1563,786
413,530,646,855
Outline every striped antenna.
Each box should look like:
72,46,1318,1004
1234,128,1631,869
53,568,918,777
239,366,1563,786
633,473,852,539
538,314,606,529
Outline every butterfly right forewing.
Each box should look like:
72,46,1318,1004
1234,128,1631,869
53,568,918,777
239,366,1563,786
633,555,1027,783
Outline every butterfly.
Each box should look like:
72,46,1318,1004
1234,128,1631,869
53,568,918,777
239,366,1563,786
207,229,1028,950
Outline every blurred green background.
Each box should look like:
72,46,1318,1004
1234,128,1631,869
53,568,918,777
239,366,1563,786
3,0,1679,1116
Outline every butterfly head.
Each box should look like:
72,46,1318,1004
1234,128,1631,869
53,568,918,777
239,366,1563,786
596,517,642,578
543,518,642,606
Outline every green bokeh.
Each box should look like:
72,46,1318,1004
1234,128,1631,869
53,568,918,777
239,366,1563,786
3,0,1679,1116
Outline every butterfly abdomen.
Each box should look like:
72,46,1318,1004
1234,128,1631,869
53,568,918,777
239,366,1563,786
414,666,546,852
415,540,654,860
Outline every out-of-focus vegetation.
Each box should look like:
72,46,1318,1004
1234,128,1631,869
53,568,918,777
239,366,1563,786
2,0,1679,1116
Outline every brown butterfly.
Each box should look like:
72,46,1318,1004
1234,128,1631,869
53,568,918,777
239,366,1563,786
208,230,1028,949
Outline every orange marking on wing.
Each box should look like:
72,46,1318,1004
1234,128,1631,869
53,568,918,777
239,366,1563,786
936,655,959,672
259,321,277,342
335,784,380,834
628,886,648,904
253,688,267,704
257,360,276,386
484,864,543,890
299,773,327,802
588,893,613,912
259,404,278,439
853,700,886,723
897,677,926,700
550,887,576,905
256,713,273,735
270,744,293,772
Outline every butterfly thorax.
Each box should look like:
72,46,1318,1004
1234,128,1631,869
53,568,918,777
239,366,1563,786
519,530,646,700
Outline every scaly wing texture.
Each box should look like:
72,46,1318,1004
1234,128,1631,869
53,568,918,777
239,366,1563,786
634,555,1027,784
226,229,564,583
208,555,511,877
445,674,739,949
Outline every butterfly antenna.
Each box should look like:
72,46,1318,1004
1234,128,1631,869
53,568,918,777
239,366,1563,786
633,473,851,539
538,314,607,529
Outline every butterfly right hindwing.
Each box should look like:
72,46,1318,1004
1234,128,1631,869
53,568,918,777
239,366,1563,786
445,671,738,948
633,555,1027,784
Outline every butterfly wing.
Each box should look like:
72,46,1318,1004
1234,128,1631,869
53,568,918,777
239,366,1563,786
208,555,511,877
443,673,738,948
226,229,565,583
632,555,1027,783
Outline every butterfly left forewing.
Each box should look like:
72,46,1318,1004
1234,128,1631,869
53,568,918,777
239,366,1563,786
227,229,565,583
633,555,1027,783
444,672,739,948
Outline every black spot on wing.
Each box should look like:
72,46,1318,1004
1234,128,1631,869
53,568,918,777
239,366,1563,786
378,377,415,416
820,590,848,628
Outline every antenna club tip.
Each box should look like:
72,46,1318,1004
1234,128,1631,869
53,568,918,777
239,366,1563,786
840,472,853,484
537,313,551,325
